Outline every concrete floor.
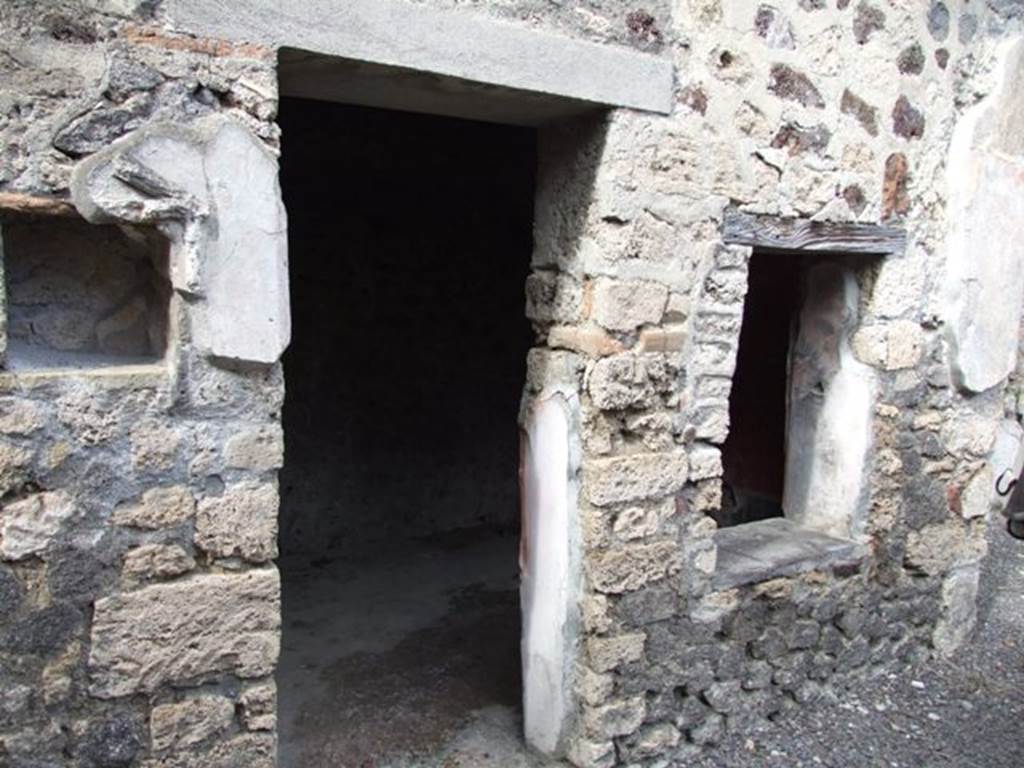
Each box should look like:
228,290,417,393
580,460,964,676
277,526,565,768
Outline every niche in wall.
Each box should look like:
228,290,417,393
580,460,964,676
718,248,879,538
0,214,170,371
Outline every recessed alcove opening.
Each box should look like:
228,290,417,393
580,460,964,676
714,247,879,589
0,214,170,372
276,97,536,765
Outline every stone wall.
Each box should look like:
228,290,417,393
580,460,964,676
515,2,1024,766
1,3,286,767
409,0,674,52
1,1,1023,767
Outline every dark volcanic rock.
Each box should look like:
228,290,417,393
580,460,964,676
853,1,885,44
893,95,926,140
898,43,926,75
78,714,143,768
928,2,951,41
841,89,879,136
768,64,824,108
1,603,81,656
770,123,832,155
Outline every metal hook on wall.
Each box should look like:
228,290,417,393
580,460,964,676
995,469,1018,497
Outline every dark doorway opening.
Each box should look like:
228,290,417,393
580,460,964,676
277,97,535,766
718,251,801,528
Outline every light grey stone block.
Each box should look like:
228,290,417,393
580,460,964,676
711,519,866,590
88,569,280,697
167,0,674,118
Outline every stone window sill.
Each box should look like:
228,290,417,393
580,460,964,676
711,518,867,590
0,351,169,390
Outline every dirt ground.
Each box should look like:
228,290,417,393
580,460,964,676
277,516,1024,767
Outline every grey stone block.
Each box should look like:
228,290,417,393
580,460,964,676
2,603,81,656
167,0,674,118
77,714,143,768
749,627,787,660
712,519,867,590
88,569,280,697
0,564,22,614
47,545,112,605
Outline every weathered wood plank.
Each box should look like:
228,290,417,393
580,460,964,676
722,209,906,255
0,193,78,218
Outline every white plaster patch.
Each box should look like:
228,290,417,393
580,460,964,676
202,122,290,364
944,38,1024,393
520,390,581,758
784,266,875,539
72,116,291,366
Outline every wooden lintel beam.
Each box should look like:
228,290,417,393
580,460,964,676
723,209,906,255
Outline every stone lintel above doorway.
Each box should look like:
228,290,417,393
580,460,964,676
166,0,675,124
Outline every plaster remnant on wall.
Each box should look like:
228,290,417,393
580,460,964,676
944,37,1024,393
71,116,291,366
520,391,581,757
784,266,875,539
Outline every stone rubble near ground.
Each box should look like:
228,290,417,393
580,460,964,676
688,516,1024,768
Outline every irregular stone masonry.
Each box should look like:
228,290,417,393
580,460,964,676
0,1,1022,767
